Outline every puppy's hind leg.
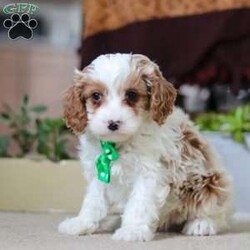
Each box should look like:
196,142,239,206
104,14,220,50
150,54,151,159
182,218,216,236
181,172,232,236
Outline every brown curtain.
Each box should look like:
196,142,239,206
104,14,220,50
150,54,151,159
80,0,250,93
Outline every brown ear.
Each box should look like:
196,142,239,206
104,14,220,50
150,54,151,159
132,54,177,125
63,71,87,134
148,68,177,125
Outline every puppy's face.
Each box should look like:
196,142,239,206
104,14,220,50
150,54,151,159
63,54,176,142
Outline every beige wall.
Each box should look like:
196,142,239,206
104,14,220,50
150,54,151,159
0,44,79,135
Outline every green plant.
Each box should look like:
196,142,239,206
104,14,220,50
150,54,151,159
195,105,250,143
221,105,250,143
194,113,225,131
36,118,71,162
0,135,10,157
0,95,47,156
0,95,73,161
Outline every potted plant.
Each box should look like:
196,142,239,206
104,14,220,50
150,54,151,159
0,95,84,213
195,105,250,155
195,105,250,143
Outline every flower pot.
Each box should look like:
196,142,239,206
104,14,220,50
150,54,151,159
0,158,85,213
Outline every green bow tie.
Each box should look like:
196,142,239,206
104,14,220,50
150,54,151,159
96,141,119,183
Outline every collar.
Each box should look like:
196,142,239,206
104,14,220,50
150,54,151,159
95,141,119,183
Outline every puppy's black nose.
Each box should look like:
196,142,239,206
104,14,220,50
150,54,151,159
108,120,120,131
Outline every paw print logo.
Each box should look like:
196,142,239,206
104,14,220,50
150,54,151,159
3,13,38,40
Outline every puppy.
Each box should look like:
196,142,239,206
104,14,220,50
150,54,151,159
58,53,232,241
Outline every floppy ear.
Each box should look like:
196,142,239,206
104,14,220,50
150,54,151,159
62,70,87,134
132,54,177,125
147,66,177,125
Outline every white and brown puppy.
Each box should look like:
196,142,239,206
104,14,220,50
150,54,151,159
58,53,232,241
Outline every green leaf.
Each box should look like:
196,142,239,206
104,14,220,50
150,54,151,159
0,94,53,156
0,135,10,157
0,113,10,122
243,123,250,132
232,130,244,143
23,94,29,106
194,105,250,144
20,107,31,125
31,105,47,113
37,141,51,159
36,120,51,133
54,141,70,161
234,107,243,125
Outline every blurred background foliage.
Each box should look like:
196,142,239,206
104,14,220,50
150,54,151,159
0,95,74,161
195,105,250,143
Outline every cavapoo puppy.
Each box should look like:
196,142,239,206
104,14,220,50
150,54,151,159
58,53,232,241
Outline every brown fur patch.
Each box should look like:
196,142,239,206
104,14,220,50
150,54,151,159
131,54,177,125
63,82,87,134
160,124,231,227
119,73,149,115
149,71,177,125
158,209,185,232
181,125,214,169
63,69,108,134
82,81,108,111
178,171,230,218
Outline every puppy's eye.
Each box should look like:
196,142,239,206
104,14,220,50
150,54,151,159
125,90,139,103
91,92,102,102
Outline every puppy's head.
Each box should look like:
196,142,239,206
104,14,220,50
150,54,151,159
63,54,176,142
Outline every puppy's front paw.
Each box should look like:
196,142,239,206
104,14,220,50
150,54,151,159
58,217,97,235
182,218,216,236
112,225,154,241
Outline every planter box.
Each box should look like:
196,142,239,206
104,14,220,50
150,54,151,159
203,132,250,213
1,134,249,213
0,159,85,213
